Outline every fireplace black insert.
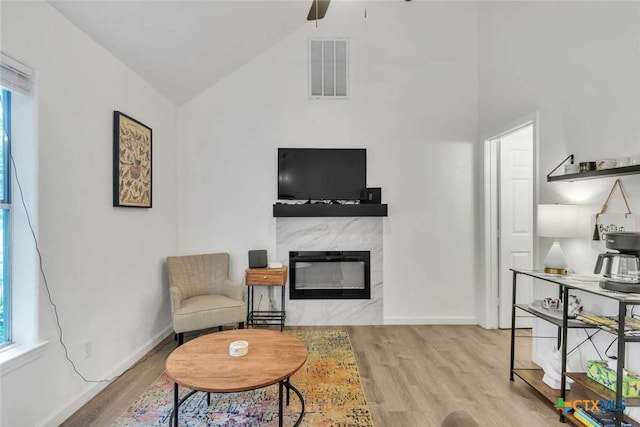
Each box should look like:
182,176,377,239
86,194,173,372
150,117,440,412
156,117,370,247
289,251,370,299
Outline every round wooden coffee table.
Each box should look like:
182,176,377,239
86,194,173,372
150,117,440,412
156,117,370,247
166,329,308,427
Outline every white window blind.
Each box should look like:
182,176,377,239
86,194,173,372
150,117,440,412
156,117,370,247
1,54,32,96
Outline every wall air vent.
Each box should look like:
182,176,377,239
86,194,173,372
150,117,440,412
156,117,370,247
309,38,349,98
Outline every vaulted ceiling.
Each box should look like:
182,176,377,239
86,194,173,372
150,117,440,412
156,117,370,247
49,1,310,106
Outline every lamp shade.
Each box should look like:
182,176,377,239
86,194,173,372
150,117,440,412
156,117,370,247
537,204,579,238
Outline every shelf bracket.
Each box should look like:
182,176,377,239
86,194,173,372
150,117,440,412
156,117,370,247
547,154,574,180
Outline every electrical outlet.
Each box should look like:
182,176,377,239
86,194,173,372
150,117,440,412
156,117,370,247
84,340,92,359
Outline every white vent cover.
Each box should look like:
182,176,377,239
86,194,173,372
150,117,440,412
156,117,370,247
309,38,348,98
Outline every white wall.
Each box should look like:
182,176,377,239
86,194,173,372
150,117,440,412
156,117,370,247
0,2,178,426
479,1,640,420
4,1,636,424
178,1,479,324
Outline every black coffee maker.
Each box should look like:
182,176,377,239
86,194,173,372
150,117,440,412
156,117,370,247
595,232,640,293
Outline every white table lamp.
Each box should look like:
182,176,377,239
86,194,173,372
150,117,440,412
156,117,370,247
537,204,579,275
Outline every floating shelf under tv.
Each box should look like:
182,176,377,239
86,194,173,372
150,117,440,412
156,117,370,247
273,203,388,218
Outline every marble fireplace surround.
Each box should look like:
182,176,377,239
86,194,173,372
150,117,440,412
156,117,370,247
276,217,383,325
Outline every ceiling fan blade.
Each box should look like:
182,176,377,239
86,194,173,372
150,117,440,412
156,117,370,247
307,0,330,21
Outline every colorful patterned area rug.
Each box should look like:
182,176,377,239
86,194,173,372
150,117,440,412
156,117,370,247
113,329,373,426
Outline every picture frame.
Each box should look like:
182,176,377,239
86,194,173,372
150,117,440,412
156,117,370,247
113,111,152,208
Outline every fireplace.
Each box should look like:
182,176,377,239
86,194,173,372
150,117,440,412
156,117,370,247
289,251,370,300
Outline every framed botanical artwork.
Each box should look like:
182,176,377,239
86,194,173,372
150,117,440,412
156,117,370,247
113,111,152,208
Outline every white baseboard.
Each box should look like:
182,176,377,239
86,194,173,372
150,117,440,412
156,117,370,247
41,325,173,427
384,316,478,325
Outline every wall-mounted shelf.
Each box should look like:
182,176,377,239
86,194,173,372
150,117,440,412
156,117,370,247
547,154,640,182
273,203,388,217
548,164,640,182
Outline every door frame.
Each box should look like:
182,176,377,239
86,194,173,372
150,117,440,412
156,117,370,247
480,112,539,329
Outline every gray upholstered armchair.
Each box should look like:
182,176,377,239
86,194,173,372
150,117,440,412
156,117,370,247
167,253,246,345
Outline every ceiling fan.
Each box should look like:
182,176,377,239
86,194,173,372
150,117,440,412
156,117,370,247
307,0,330,21
306,0,411,22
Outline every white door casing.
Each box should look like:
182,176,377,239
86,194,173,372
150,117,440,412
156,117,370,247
498,125,534,328
481,113,538,330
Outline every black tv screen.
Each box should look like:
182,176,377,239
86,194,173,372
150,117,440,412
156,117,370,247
278,148,366,200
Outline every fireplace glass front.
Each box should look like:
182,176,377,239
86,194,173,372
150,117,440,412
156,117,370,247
289,251,370,299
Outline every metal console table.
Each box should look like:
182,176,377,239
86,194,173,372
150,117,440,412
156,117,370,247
510,269,640,426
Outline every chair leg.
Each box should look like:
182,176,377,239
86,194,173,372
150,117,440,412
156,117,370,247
239,322,245,329
177,332,184,346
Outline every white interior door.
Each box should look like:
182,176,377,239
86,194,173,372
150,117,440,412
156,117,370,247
498,125,534,328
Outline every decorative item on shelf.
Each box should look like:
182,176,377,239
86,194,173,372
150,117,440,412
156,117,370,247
538,204,579,275
579,161,597,172
567,294,583,318
586,360,640,398
597,159,618,170
360,187,382,204
542,347,573,390
542,297,560,310
591,179,638,241
564,164,579,174
618,157,631,167
577,312,640,334
532,295,582,318
575,313,619,328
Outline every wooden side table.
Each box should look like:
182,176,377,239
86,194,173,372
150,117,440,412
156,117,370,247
245,267,288,331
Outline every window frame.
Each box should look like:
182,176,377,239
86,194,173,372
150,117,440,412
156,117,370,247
0,88,12,348
0,54,46,372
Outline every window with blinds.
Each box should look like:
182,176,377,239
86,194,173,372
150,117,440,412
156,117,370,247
0,53,31,347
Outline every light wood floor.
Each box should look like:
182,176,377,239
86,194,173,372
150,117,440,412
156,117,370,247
62,325,562,426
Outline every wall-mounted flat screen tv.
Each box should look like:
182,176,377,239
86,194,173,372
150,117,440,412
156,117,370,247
278,148,366,200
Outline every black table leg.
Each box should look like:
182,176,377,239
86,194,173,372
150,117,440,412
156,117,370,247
285,377,291,405
170,381,303,427
173,383,179,427
283,380,305,426
278,381,284,427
